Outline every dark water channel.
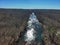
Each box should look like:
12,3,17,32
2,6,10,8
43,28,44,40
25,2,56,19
14,13,44,45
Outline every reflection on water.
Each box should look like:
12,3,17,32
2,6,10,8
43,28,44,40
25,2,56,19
24,12,43,45
15,12,43,45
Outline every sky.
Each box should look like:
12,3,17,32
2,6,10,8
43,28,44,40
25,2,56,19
0,0,60,9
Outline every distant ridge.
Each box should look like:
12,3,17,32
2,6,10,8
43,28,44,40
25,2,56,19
0,8,60,10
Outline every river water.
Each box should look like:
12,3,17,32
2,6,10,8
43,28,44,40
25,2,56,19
15,12,43,45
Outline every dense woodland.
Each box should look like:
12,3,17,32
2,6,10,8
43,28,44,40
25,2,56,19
0,9,60,45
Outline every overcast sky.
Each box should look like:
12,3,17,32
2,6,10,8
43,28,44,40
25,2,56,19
0,0,60,9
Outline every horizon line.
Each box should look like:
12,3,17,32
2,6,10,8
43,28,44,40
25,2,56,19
0,8,60,10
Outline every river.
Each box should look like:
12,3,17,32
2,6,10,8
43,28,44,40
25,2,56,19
15,12,43,45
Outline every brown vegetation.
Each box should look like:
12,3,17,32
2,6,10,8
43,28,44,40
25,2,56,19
0,9,60,45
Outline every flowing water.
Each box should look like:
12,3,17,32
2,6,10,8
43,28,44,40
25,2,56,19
15,12,43,45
